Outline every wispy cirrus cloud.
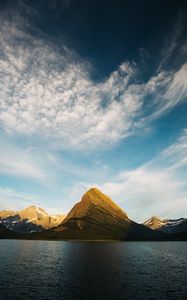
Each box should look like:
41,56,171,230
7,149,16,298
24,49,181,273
0,11,187,151
157,12,185,72
97,129,187,222
0,135,54,182
142,63,187,121
0,186,39,211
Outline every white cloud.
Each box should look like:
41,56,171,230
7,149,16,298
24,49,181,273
0,186,40,211
0,186,64,213
163,129,187,155
0,136,53,182
87,130,187,222
0,16,140,149
165,63,187,103
0,14,187,150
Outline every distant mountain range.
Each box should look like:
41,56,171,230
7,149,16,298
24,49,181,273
0,206,66,233
143,216,187,234
0,188,186,240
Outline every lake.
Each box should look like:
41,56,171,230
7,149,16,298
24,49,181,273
0,240,186,299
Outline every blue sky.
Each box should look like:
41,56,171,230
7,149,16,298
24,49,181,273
0,0,187,222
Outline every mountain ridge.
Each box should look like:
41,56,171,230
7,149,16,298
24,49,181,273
0,205,66,233
0,188,186,240
143,216,187,234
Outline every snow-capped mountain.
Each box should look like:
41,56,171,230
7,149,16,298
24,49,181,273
143,216,187,234
0,206,66,233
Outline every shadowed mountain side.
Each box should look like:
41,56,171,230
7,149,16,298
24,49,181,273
46,219,163,241
0,224,19,239
174,220,187,233
0,215,44,233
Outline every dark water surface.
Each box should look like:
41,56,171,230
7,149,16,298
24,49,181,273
0,240,186,300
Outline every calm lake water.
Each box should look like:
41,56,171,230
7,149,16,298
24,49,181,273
0,240,186,300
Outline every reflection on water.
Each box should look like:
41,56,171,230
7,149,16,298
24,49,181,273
0,240,186,299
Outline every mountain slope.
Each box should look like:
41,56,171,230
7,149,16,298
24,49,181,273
0,224,16,239
0,206,66,233
143,216,187,234
44,188,162,240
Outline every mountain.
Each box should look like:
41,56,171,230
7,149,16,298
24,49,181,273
0,224,16,239
43,188,163,240
143,216,187,234
1,188,185,241
143,216,167,230
0,224,11,234
0,206,66,233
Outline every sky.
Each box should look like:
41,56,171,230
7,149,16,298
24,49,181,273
0,0,187,222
